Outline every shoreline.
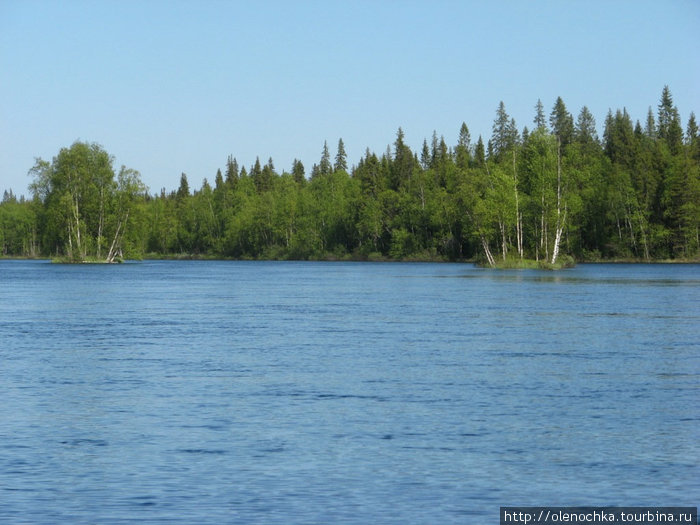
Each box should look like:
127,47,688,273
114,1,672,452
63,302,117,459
2,254,699,265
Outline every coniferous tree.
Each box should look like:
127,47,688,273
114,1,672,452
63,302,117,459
474,136,486,167
550,97,574,148
430,131,440,169
575,106,598,146
534,99,547,131
456,122,471,170
686,112,700,162
644,108,657,140
491,101,518,160
214,169,225,192
292,159,306,184
319,141,332,176
686,112,698,146
335,138,348,172
420,139,431,170
657,86,683,154
225,156,239,189
177,173,190,199
391,127,415,189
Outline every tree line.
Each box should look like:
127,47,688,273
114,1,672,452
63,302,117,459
1,86,698,264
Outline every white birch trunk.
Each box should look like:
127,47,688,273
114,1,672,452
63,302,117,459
481,235,496,267
513,150,523,259
551,138,565,265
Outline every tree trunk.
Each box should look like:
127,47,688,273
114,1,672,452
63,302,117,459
481,235,496,267
106,210,129,263
551,138,565,265
513,150,523,259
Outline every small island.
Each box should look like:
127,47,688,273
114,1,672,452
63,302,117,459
1,87,698,266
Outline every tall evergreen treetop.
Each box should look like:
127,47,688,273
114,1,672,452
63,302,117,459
225,155,239,185
644,108,657,139
214,169,224,191
657,85,683,154
686,112,700,161
550,97,574,147
251,157,262,177
575,106,598,145
685,112,697,145
420,139,431,170
491,101,518,160
456,122,471,169
458,122,471,149
319,140,332,176
335,138,348,172
392,127,415,189
291,159,306,184
177,173,190,198
474,135,486,166
534,99,547,131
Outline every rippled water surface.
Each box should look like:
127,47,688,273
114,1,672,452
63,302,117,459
1,260,698,523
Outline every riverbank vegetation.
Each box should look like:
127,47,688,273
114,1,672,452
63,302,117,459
2,87,698,265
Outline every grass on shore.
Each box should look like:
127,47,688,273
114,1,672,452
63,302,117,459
50,255,123,264
478,255,576,270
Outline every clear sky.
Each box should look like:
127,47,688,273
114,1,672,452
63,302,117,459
1,0,698,196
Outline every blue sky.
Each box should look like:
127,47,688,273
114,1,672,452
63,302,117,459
1,0,698,195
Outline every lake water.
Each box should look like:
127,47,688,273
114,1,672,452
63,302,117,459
1,260,698,523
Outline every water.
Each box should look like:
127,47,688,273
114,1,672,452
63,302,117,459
1,260,698,523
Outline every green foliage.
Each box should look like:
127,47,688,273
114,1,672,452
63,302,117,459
8,87,698,264
25,141,146,262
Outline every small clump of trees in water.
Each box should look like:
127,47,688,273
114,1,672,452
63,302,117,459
1,87,698,265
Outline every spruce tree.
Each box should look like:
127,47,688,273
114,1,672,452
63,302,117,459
420,139,431,170
492,101,517,160
335,138,348,172
685,112,700,162
225,155,239,187
319,141,332,176
534,99,547,131
177,173,190,199
474,136,486,166
657,86,683,154
644,108,657,139
456,122,471,170
575,106,598,145
214,169,225,191
550,97,574,147
292,159,306,184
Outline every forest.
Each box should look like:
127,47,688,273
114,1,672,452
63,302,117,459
1,87,698,265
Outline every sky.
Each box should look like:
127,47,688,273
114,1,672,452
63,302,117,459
1,0,699,196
